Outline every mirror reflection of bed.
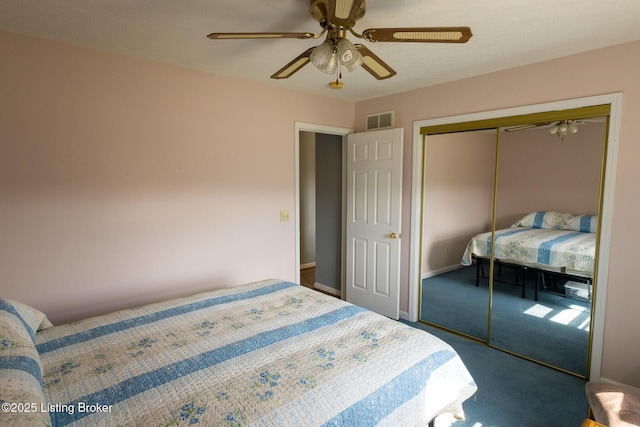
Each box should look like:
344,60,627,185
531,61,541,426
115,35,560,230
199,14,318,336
419,114,606,377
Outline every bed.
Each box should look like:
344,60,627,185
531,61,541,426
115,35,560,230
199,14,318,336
461,211,597,299
1,279,477,426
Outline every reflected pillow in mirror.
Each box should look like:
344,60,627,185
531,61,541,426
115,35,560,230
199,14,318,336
512,211,573,230
568,214,598,233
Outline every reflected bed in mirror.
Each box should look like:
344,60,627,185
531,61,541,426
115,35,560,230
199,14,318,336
462,211,596,300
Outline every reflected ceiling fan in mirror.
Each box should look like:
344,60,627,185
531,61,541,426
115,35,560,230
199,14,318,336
504,119,602,140
207,0,472,88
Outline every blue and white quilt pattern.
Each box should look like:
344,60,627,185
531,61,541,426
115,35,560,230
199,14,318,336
34,279,477,426
461,227,595,275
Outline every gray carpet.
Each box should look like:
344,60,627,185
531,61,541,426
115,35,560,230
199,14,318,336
401,319,588,427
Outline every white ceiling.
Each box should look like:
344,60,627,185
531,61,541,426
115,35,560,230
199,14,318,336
2,0,640,102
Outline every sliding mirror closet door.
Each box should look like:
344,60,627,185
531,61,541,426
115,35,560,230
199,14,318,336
489,118,606,376
420,130,497,341
418,103,611,378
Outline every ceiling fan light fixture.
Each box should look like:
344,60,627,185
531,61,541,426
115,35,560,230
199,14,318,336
336,38,363,72
324,53,339,74
310,40,337,73
559,122,569,134
549,120,579,140
568,121,579,134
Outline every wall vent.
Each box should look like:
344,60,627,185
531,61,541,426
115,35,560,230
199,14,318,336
365,111,394,131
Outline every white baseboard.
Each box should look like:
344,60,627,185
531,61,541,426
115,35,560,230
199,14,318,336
313,282,341,297
421,264,466,280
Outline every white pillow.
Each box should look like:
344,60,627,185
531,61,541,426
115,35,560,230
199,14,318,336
0,300,53,426
1,299,53,333
512,211,573,230
567,214,598,233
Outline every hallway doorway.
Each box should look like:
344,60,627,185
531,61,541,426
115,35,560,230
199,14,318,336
294,122,352,298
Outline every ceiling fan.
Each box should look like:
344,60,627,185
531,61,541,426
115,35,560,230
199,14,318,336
504,119,603,140
207,0,472,87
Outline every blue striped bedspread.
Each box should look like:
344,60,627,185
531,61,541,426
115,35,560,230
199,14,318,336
35,279,477,426
461,227,595,276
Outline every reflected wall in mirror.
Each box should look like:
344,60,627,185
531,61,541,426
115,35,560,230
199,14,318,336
420,130,496,341
419,106,609,378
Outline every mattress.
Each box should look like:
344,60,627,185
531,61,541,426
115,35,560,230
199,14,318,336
461,226,596,277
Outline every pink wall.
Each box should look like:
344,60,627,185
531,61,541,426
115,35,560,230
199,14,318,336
356,40,640,387
0,31,354,324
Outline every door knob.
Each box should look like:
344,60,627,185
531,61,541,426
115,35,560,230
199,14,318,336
388,232,398,239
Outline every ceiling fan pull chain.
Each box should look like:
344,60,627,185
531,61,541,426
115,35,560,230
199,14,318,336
329,61,344,89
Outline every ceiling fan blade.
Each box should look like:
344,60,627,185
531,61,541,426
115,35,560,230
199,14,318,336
362,27,473,43
576,119,603,124
326,0,366,29
504,123,551,132
271,47,315,79
207,32,314,40
355,45,396,80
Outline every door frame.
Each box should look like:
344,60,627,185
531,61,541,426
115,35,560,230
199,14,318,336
408,93,622,381
294,122,353,297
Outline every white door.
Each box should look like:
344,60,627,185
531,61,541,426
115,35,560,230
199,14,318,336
346,128,403,318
